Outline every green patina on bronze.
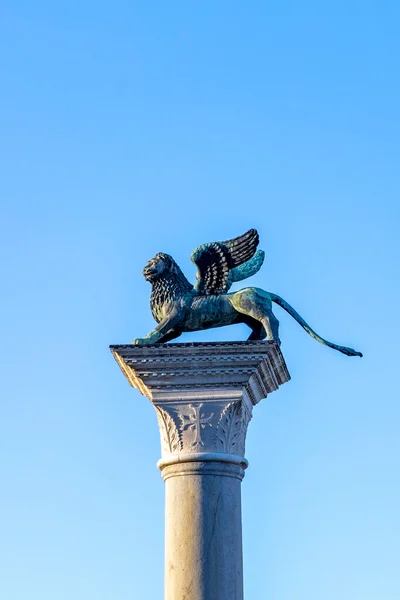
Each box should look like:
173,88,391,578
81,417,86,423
133,229,362,357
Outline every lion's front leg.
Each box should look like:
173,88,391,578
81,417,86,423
133,311,181,345
132,330,162,345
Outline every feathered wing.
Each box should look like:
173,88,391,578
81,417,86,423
190,229,262,295
227,249,265,288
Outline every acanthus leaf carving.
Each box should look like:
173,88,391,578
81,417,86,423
215,401,249,456
155,406,182,455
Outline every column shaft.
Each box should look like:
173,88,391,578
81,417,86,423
163,461,245,600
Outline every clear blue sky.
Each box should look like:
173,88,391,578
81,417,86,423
1,2,399,599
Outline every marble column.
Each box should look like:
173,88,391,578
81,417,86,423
111,341,290,600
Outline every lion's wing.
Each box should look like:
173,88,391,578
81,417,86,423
190,229,260,295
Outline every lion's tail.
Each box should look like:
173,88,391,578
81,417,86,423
269,292,363,357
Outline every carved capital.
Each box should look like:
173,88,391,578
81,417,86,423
151,396,252,459
111,341,290,462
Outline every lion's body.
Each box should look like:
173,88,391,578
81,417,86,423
160,287,276,337
176,294,241,331
135,248,362,357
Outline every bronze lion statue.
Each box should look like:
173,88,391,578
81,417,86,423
133,229,362,357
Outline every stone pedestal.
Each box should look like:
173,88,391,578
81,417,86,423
111,341,290,600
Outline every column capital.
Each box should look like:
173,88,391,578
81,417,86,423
110,341,290,466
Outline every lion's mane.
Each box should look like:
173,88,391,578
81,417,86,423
150,253,193,323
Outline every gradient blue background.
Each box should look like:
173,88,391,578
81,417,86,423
1,2,399,599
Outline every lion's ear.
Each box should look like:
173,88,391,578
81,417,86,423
158,253,173,271
170,261,179,274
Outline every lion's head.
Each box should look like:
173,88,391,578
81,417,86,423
143,253,193,322
142,253,177,282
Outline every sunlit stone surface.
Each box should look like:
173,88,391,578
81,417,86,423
111,340,290,600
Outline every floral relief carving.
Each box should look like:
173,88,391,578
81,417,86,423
215,402,249,456
155,406,182,455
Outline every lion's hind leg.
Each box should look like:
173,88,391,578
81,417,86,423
267,312,280,345
231,288,281,345
252,311,280,345
244,318,267,341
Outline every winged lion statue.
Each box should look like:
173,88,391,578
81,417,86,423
133,228,362,357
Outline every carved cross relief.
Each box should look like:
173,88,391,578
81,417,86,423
180,403,214,448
